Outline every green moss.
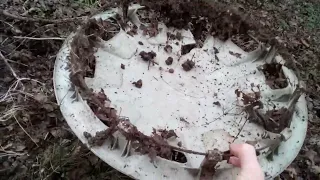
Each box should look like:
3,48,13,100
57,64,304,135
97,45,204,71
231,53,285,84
299,3,320,30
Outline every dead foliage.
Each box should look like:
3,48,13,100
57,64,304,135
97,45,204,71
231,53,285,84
260,63,288,89
238,88,303,134
264,107,291,133
134,0,254,41
155,129,178,139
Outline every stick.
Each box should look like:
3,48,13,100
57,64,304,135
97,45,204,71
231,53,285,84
13,36,65,41
232,117,248,143
13,114,39,147
5,59,28,67
0,52,19,79
167,144,207,156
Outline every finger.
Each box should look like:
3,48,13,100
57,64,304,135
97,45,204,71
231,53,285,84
229,143,256,159
228,156,241,167
229,143,259,168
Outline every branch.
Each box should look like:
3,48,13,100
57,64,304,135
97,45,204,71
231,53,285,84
0,51,19,79
166,144,207,156
13,114,39,147
13,36,65,41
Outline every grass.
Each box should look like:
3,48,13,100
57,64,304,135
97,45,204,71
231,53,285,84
295,1,320,30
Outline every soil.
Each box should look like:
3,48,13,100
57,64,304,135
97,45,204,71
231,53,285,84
261,63,289,89
121,63,125,69
181,44,196,55
168,68,174,73
1,0,320,179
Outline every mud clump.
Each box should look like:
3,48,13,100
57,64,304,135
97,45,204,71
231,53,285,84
260,63,288,89
139,51,157,61
84,130,110,146
177,141,182,147
121,64,125,69
164,45,173,53
181,44,196,55
182,60,195,71
213,101,221,106
165,57,173,65
133,79,143,88
169,68,174,73
138,41,143,45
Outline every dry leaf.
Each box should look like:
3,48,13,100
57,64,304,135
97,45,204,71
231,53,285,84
34,93,48,103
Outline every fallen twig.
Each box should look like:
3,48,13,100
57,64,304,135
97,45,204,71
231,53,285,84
0,105,24,122
0,51,20,79
0,146,26,156
13,114,39,147
5,59,28,67
13,36,65,41
166,144,207,156
0,78,44,103
232,117,249,143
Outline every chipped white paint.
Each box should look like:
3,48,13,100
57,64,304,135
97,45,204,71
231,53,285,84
54,5,308,180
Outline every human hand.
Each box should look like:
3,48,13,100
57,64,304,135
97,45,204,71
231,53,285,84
228,143,264,180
